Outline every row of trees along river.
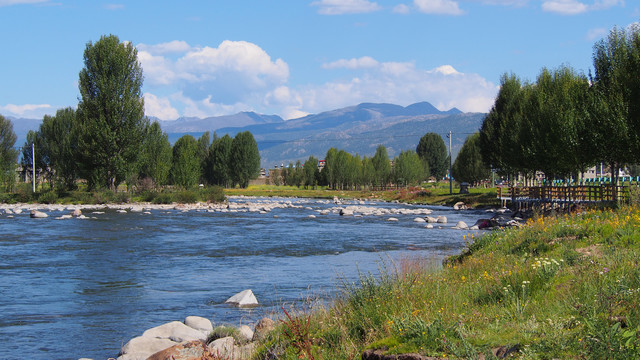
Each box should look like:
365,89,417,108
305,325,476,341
0,34,483,195
479,25,640,186
0,34,263,193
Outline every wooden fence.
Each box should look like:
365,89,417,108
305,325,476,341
497,185,629,209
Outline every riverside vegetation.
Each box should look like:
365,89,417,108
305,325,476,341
251,206,640,359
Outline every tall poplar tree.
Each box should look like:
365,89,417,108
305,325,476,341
230,131,260,188
0,115,19,191
76,34,146,190
416,133,447,179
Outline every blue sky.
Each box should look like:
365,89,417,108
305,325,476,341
0,0,635,121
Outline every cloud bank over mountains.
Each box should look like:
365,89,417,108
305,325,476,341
139,40,498,121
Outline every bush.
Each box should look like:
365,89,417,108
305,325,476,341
200,186,226,203
175,190,198,204
152,193,174,204
37,191,58,204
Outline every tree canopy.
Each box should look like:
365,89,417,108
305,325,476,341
416,132,447,179
76,34,147,190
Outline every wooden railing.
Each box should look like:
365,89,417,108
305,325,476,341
497,185,628,205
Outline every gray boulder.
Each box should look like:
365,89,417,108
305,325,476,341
454,221,469,230
30,210,48,218
436,216,447,224
119,336,178,360
142,321,207,342
184,316,213,335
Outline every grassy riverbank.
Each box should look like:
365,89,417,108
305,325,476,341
254,206,640,359
226,183,497,208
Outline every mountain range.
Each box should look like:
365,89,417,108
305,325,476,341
7,101,487,168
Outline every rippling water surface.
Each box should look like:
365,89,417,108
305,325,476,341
0,197,486,360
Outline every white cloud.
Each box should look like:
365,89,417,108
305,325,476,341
138,40,289,114
393,4,411,13
542,0,588,14
322,56,379,69
291,60,497,114
0,103,52,118
144,93,179,120
541,0,622,14
311,0,381,15
414,0,464,15
0,0,48,6
137,40,191,55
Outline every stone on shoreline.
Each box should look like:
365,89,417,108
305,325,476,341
142,321,207,342
184,316,213,336
119,336,178,360
252,318,275,342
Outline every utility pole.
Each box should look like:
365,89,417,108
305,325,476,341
447,130,452,195
32,142,36,193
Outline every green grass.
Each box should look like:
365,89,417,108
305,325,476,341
254,207,640,359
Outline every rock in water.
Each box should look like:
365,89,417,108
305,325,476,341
225,289,259,308
30,210,48,218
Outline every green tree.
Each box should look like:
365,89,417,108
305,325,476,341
452,133,490,185
416,133,447,179
197,131,211,184
76,34,146,190
323,148,338,189
302,156,319,189
171,135,200,189
0,115,19,191
479,73,528,177
39,107,79,190
21,130,48,187
361,156,375,190
230,131,260,188
138,121,172,188
207,134,233,187
371,145,391,189
393,150,425,187
588,26,639,187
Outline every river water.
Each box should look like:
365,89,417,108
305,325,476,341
0,197,486,360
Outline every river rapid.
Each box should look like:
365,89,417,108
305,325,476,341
0,197,486,360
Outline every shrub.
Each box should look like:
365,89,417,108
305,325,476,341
200,186,226,203
37,191,58,204
152,193,174,204
175,190,198,204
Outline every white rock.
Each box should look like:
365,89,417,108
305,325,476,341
436,216,448,224
426,216,438,223
119,336,177,360
30,210,48,218
225,289,259,308
387,217,399,222
142,321,207,342
238,325,254,342
56,214,73,220
413,217,426,223
454,221,469,230
185,316,213,335
424,224,434,229
208,337,234,358
308,215,316,219
117,209,127,213
71,208,82,217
